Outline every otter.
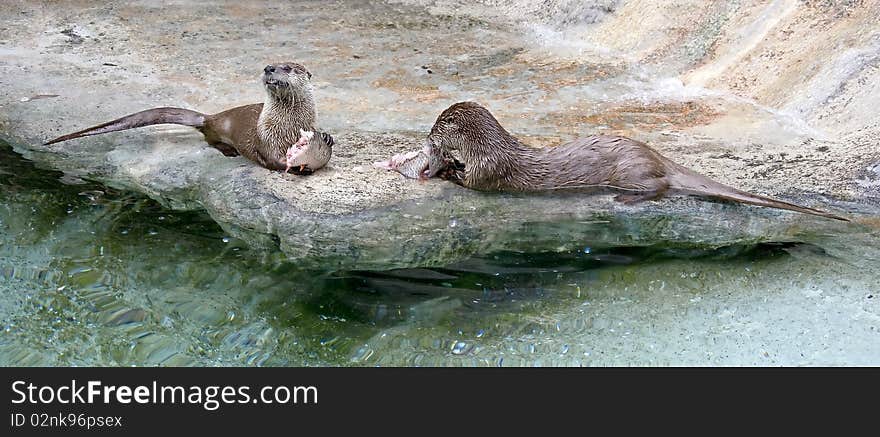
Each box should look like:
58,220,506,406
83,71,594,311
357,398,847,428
424,101,848,221
44,62,333,174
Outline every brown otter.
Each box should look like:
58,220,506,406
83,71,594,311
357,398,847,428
44,62,332,174
424,101,848,221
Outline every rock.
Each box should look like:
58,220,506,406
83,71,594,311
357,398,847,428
0,126,852,271
0,1,874,271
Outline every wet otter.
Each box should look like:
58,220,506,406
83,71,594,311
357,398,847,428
44,62,332,173
424,101,848,221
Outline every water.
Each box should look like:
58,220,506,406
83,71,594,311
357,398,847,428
2,140,879,366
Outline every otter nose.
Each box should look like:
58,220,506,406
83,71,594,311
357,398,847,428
264,65,275,74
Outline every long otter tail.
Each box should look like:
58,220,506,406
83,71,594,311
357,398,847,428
44,107,206,145
666,163,849,221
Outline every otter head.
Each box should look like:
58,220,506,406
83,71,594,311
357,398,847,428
424,101,513,176
261,62,313,103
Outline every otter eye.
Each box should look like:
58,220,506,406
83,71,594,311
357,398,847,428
281,65,292,73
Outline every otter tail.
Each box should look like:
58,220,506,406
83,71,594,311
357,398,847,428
44,107,206,145
666,163,849,221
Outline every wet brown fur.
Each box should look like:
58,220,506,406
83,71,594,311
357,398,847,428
426,102,848,221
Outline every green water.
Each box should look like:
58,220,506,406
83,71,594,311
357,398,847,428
1,141,879,366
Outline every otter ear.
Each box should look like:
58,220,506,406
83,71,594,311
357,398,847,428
307,71,312,80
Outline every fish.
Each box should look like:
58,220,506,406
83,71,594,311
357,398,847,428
374,147,464,181
282,128,334,174
374,150,440,180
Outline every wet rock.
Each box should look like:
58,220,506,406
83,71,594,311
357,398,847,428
60,28,84,44
0,116,858,271
0,1,875,271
